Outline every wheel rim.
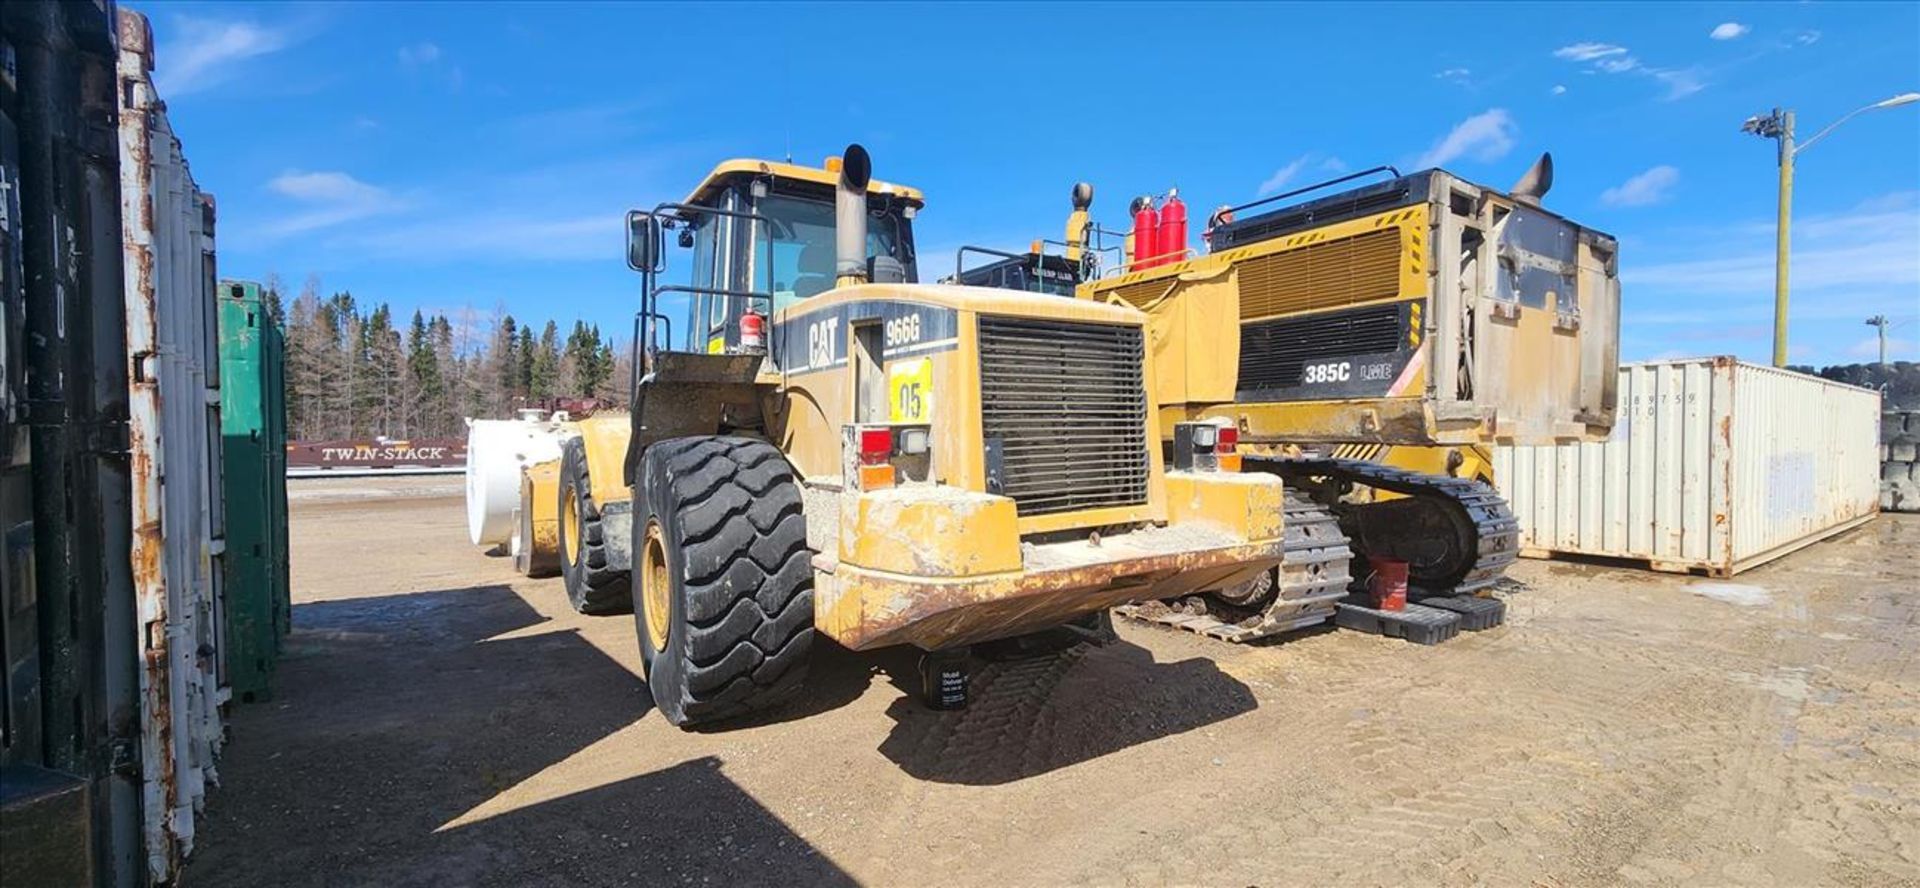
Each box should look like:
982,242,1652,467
562,487,581,568
642,522,671,653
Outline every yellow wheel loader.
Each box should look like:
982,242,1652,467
552,413,637,614
616,146,1289,726
1077,155,1621,641
471,408,640,614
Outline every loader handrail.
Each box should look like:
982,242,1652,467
632,201,779,355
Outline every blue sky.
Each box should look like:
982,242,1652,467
142,1,1919,366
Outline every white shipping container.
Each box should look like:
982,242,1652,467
118,9,227,883
1492,356,1880,576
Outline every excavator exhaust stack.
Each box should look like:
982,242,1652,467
1510,152,1554,206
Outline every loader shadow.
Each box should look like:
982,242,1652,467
183,583,736,886
872,639,1258,786
421,756,854,887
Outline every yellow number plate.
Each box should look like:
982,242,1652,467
888,358,933,423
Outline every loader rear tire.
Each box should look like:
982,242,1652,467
558,436,632,615
636,436,814,727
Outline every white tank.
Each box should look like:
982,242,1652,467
465,417,570,547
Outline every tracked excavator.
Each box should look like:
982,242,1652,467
1075,155,1621,642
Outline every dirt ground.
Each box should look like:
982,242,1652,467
185,477,1920,886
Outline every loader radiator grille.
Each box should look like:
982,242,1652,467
978,317,1152,516
1239,303,1405,391
1237,227,1403,320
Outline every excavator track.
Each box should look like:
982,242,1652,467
1250,456,1520,596
1116,490,1354,642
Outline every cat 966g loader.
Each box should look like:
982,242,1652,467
616,145,1291,725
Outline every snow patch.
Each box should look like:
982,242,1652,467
1688,582,1771,607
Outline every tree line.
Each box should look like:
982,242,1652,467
271,275,632,441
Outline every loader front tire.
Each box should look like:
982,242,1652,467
558,436,632,615
636,436,814,727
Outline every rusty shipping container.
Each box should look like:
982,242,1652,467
118,8,227,882
1492,357,1881,576
1,2,148,885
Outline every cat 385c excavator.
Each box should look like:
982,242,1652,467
1077,155,1621,642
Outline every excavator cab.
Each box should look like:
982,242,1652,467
942,182,1112,296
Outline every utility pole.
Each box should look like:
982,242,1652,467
1773,111,1795,368
1866,315,1890,368
1742,93,1919,368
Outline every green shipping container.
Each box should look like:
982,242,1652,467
217,280,291,702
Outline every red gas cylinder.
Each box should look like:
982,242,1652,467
1130,196,1159,272
1367,557,1409,612
1157,188,1187,267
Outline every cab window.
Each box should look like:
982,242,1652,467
752,194,908,315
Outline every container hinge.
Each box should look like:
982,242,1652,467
130,351,157,384
108,739,140,779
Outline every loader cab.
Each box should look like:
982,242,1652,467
671,159,925,355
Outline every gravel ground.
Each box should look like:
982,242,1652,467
185,483,1920,886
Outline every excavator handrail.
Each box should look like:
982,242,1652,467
1216,165,1403,221
951,244,1029,281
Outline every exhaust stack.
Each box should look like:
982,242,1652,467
836,143,872,287
1064,182,1094,264
1510,152,1554,206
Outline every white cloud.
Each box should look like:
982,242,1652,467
1601,165,1680,207
1552,41,1706,100
1435,67,1472,86
1257,156,1311,196
270,171,386,204
1796,30,1822,45
153,16,290,96
341,214,616,262
398,42,442,65
1626,193,1920,295
1256,154,1350,196
1652,68,1707,100
1551,84,1568,96
263,171,404,235
1849,334,1912,360
1414,109,1517,169
1554,42,1629,62
1710,22,1750,40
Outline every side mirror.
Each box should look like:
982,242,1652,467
626,211,662,272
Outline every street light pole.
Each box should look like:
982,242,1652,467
1743,92,1918,368
1866,315,1889,368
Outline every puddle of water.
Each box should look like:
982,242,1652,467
1688,582,1771,607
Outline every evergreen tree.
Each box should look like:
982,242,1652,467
530,320,561,400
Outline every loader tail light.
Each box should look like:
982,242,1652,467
1215,426,1241,472
1173,421,1240,472
859,428,894,465
848,425,897,491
